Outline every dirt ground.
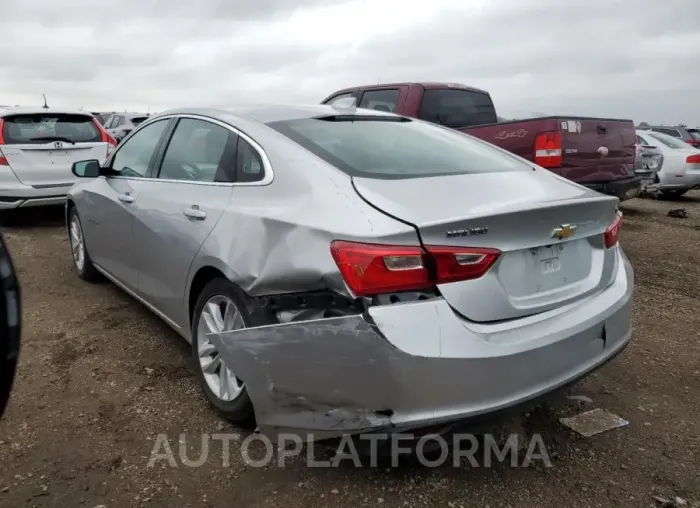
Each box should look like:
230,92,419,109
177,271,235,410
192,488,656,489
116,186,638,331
1,194,699,508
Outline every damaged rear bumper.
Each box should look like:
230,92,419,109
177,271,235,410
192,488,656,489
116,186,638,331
209,250,634,442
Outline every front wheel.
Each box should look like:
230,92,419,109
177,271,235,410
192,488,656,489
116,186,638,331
68,208,101,282
191,279,258,424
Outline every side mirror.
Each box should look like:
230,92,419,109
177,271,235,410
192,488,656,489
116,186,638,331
72,159,101,178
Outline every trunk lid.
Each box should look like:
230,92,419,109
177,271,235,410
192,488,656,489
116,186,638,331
0,142,109,186
353,171,620,322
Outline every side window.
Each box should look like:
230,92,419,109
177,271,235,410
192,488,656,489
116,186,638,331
236,138,265,183
637,135,647,145
325,93,354,106
104,116,114,129
110,120,169,178
358,89,399,113
113,116,124,127
158,118,235,183
654,128,680,138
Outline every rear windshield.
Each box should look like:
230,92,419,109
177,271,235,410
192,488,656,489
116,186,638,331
688,130,700,141
1,113,102,144
267,116,530,179
647,131,691,149
418,89,497,128
131,116,148,126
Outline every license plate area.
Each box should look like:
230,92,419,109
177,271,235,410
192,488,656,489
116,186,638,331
498,239,593,297
535,244,564,274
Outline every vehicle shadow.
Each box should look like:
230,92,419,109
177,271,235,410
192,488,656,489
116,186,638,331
0,206,65,229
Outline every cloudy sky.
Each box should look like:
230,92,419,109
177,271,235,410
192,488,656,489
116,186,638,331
0,0,698,125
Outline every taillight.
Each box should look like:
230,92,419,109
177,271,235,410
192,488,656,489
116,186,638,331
534,131,562,168
92,118,117,153
686,154,700,164
604,213,622,248
0,119,7,165
329,241,500,297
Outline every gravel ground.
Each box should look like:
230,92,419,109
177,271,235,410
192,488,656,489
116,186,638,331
1,194,699,508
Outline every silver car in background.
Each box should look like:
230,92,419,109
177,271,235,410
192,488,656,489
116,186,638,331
66,104,633,440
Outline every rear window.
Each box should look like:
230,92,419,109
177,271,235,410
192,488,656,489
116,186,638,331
131,116,149,126
418,89,497,128
688,130,700,141
267,116,530,179
1,113,102,144
647,131,691,149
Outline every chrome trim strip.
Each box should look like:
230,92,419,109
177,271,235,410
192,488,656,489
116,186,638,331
109,114,273,187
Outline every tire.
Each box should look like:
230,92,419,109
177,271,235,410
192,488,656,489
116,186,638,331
191,278,271,424
68,207,101,282
659,190,687,200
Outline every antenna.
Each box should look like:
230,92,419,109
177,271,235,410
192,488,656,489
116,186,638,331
42,94,49,109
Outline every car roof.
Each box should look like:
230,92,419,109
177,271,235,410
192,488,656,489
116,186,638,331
326,82,489,97
152,104,400,125
0,107,95,117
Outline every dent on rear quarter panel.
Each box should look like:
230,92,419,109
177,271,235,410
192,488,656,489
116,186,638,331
191,146,419,299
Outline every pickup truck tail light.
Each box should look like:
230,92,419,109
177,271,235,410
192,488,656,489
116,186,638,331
534,131,562,168
330,241,500,297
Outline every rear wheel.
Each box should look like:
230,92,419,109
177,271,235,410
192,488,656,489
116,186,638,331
191,279,267,424
68,208,101,282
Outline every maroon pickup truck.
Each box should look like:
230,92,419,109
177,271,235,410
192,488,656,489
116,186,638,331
321,82,646,201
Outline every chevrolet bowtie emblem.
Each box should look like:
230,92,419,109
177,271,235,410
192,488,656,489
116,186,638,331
551,224,576,240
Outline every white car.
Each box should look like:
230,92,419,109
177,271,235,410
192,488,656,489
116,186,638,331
636,129,700,199
0,107,116,212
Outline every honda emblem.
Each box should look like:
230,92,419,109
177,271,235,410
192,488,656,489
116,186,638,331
54,141,63,149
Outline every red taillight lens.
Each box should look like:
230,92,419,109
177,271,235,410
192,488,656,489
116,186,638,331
0,119,7,165
92,118,117,148
534,131,562,168
330,241,500,297
425,246,500,285
686,154,700,164
604,213,622,248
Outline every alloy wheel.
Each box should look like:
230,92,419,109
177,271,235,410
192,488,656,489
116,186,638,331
196,295,245,402
69,216,85,272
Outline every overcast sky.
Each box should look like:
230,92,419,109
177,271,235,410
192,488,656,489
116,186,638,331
1,0,698,125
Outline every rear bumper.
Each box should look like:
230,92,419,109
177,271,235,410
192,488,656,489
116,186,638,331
584,176,642,202
210,249,634,441
0,185,72,210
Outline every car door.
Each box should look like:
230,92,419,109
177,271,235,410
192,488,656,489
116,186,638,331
129,116,239,330
80,118,172,292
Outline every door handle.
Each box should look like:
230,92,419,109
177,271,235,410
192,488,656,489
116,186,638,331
118,194,134,204
184,206,207,220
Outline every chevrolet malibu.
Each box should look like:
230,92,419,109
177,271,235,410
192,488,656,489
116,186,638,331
66,104,633,440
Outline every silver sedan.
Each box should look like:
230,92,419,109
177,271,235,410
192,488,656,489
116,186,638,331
66,104,634,439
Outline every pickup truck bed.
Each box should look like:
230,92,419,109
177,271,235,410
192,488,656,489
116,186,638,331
464,116,640,201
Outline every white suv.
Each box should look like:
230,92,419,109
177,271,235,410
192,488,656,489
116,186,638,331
0,107,117,210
